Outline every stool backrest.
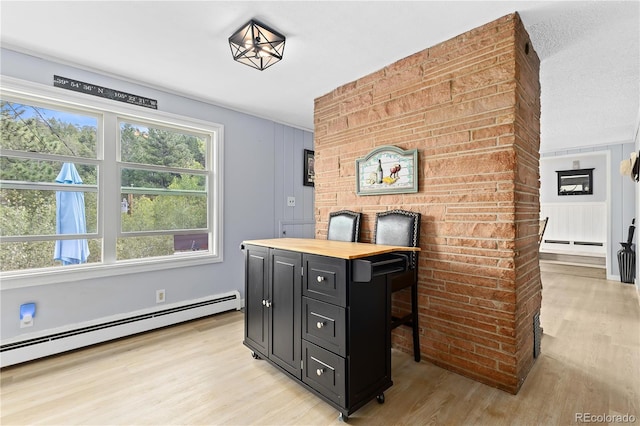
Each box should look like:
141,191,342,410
374,209,421,268
328,210,362,242
538,217,549,245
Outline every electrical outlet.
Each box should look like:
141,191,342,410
287,196,296,207
156,289,166,304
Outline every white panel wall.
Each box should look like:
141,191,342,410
540,202,606,255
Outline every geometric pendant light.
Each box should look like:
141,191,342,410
228,19,286,71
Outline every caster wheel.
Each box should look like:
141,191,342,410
251,351,260,359
376,393,385,404
338,413,349,423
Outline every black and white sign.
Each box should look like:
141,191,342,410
53,75,157,109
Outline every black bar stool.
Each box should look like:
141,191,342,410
374,209,421,362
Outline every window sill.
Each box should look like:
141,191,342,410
0,253,221,290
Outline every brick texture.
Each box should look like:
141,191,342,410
313,13,541,394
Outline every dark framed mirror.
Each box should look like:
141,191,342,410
556,168,594,196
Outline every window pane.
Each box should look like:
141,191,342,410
0,189,97,236
116,235,171,260
120,168,207,233
117,234,210,260
173,233,209,252
0,239,102,272
1,158,97,184
1,100,97,158
121,168,205,190
120,121,206,169
121,193,207,232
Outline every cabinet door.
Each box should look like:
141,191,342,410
269,249,302,379
244,245,269,357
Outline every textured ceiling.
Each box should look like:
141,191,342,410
1,1,638,153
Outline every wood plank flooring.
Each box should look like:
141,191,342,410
1,270,639,425
539,260,606,279
539,252,607,268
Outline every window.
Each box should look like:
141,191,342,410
117,119,211,260
0,78,223,285
1,100,101,271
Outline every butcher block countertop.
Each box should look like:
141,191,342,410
242,238,419,260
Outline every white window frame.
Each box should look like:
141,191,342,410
0,76,224,289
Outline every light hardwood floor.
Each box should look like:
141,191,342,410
1,269,639,425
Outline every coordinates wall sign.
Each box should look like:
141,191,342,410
53,75,158,109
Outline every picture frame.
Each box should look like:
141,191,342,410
556,168,594,196
355,145,418,195
303,149,315,187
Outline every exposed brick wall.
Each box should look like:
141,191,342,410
313,13,541,394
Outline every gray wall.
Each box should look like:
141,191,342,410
540,153,608,203
0,48,314,341
541,142,637,279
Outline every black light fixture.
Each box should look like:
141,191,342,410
228,19,286,71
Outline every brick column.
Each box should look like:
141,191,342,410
313,13,540,394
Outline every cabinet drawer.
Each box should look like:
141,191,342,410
303,297,346,357
303,254,347,307
302,341,346,407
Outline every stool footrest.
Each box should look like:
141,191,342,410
391,314,413,330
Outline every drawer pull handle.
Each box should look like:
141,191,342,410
265,300,271,308
316,276,326,283
316,321,325,329
262,299,266,306
316,368,325,376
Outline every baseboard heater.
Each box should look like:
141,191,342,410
544,239,603,246
0,291,241,368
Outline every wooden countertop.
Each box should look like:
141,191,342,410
242,238,420,260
